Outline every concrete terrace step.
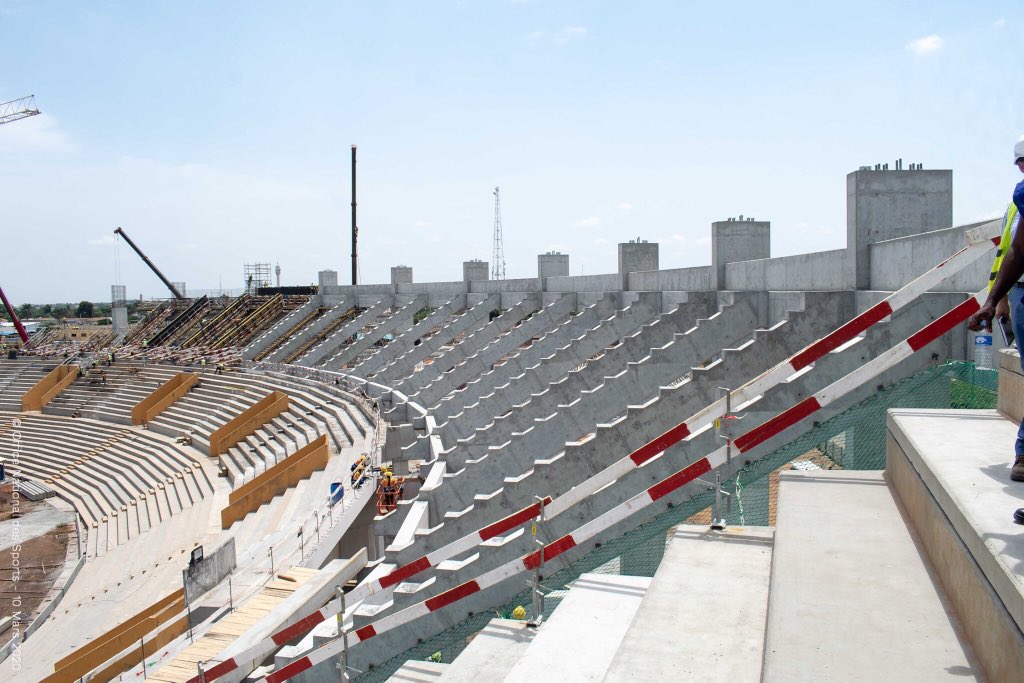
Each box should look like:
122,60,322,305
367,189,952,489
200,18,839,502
604,525,772,682
503,573,650,683
887,406,1024,682
763,470,978,681
437,618,535,682
353,297,463,376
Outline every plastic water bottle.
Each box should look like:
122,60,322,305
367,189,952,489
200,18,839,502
974,325,993,370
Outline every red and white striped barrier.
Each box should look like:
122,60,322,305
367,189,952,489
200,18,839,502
257,286,989,683
191,222,998,683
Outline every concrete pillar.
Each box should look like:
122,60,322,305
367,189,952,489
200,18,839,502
711,217,771,290
318,270,338,288
391,266,413,285
618,240,658,291
538,251,569,292
846,167,952,290
111,285,128,336
463,260,489,283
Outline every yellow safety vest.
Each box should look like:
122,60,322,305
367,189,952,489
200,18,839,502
990,202,1020,290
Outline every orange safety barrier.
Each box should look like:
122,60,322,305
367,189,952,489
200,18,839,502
131,371,199,425
220,434,329,528
22,364,79,412
209,391,289,456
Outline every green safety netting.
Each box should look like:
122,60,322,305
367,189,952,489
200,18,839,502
354,361,997,681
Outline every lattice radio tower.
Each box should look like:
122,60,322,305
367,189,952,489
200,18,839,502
491,186,506,280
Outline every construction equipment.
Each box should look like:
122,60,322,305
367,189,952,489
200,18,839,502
0,285,29,344
0,95,40,126
114,227,185,300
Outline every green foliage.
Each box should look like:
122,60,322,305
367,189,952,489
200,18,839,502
96,318,112,325
413,307,435,324
76,301,95,318
16,303,34,318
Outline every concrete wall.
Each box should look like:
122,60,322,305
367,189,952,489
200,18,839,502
847,168,953,289
869,220,996,293
629,265,713,292
726,249,848,291
545,272,621,293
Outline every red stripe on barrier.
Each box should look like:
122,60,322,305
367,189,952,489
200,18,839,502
426,580,481,612
524,534,578,570
379,556,432,589
734,396,821,453
264,656,313,683
907,297,981,351
791,301,893,371
190,658,236,683
647,458,712,502
479,497,551,540
272,612,327,646
629,421,691,466
355,624,378,641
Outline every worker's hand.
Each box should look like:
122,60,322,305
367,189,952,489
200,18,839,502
967,302,996,332
996,297,1010,323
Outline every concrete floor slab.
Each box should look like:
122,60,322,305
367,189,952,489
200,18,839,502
604,525,773,682
504,573,650,683
763,470,978,681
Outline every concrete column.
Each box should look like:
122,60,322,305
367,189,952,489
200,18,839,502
318,270,338,288
463,260,489,283
390,266,413,285
538,251,569,292
711,217,770,290
846,167,952,290
618,240,658,292
111,285,128,336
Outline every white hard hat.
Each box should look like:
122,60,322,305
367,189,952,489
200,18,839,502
1015,135,1024,163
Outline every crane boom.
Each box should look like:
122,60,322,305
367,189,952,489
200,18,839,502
0,285,29,344
0,95,40,126
113,227,185,300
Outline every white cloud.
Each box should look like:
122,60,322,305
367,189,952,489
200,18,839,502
413,220,432,228
87,235,116,247
526,30,545,41
573,216,601,227
906,35,943,56
0,113,74,153
616,202,634,210
994,18,1006,29
554,26,587,44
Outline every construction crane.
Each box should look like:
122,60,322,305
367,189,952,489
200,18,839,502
0,95,40,126
492,187,505,280
0,96,42,343
113,227,186,300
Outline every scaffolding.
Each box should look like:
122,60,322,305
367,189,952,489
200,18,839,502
243,263,272,296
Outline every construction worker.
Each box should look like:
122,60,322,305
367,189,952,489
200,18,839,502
968,135,1024,492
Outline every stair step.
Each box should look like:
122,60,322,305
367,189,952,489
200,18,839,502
504,573,650,682
440,618,535,682
763,469,977,681
605,525,772,682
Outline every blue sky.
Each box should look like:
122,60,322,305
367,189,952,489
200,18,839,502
0,1,1021,304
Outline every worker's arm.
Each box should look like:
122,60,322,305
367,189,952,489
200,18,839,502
970,222,1024,330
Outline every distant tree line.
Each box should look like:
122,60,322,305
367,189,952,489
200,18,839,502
0,300,144,321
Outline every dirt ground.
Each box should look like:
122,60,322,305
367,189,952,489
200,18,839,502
0,482,43,522
0,483,70,624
